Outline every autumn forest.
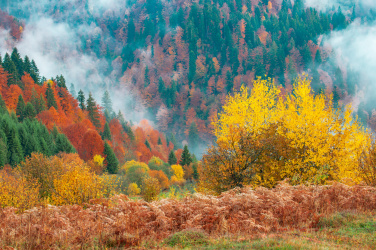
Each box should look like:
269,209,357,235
1,0,376,248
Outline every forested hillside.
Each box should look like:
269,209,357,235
2,0,376,154
0,48,178,169
2,0,374,154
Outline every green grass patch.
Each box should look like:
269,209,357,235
164,229,209,248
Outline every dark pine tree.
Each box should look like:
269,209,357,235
103,142,119,174
168,150,177,165
180,145,192,166
0,94,7,114
145,139,152,151
55,133,76,154
46,83,58,109
102,122,112,141
77,90,86,110
24,102,36,120
86,92,101,129
16,95,25,122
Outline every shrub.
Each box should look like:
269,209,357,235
171,164,185,186
149,170,169,190
141,177,161,202
121,160,149,175
51,165,107,205
0,167,40,211
358,142,376,186
128,183,141,196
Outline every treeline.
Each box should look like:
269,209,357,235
0,103,75,166
0,48,182,170
2,0,375,150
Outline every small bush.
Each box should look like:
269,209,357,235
141,177,161,202
0,168,40,212
164,229,209,248
128,183,141,196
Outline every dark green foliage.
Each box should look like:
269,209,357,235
333,86,340,109
192,162,199,180
315,49,322,64
55,133,76,154
77,90,86,110
0,138,7,167
16,95,25,121
145,139,151,151
56,75,67,88
46,83,57,109
102,122,112,141
24,102,36,119
1,115,23,166
0,94,7,114
158,137,162,145
3,53,21,88
180,145,192,166
11,48,24,76
168,150,177,165
86,93,101,128
30,60,40,84
104,142,119,174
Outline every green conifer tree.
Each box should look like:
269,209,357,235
46,83,58,109
77,90,86,110
0,94,7,114
145,139,151,151
86,93,101,128
168,150,177,165
24,102,36,120
180,145,192,166
103,142,119,174
55,133,76,154
102,122,112,141
16,95,25,122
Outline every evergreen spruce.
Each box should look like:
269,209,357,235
0,94,7,114
16,95,25,122
180,145,192,166
145,139,151,151
102,122,112,141
56,75,67,88
103,142,119,174
55,133,76,154
30,60,40,84
0,138,7,167
11,48,24,76
77,90,86,110
46,83,58,109
86,93,101,128
24,102,36,120
168,150,177,165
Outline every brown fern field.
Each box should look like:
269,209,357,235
1,182,376,249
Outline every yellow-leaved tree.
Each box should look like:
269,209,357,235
199,75,371,194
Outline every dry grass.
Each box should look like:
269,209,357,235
1,182,376,249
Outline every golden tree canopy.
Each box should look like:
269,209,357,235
201,76,371,193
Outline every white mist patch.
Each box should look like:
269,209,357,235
0,14,146,122
304,0,376,11
326,21,376,82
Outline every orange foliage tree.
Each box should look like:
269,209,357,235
78,129,104,161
